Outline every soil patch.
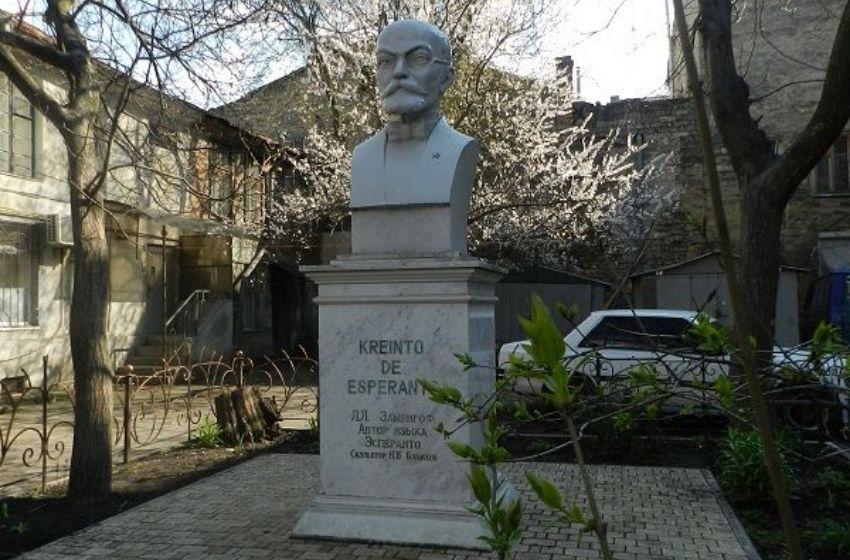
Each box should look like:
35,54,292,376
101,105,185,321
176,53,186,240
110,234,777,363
0,429,318,558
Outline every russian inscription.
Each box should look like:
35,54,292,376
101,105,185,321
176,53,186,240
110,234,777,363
347,338,436,462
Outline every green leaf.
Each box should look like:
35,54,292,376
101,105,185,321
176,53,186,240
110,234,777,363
645,403,659,420
433,421,447,436
525,472,563,510
556,302,579,324
448,441,474,459
560,503,586,525
468,465,492,504
518,294,566,370
713,375,734,408
613,411,632,432
417,378,439,399
507,498,523,528
480,444,510,465
512,399,531,420
455,353,477,370
686,313,732,354
444,385,462,402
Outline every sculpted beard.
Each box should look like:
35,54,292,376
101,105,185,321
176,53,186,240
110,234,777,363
380,79,429,114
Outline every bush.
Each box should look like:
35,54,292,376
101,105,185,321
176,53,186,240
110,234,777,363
716,427,794,502
811,520,850,557
814,468,850,508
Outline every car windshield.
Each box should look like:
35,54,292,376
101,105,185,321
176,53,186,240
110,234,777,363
579,316,694,352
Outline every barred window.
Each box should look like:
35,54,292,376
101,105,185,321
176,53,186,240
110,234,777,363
0,74,36,178
814,135,850,195
0,221,37,327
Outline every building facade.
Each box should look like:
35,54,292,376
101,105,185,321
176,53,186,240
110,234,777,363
587,1,850,338
0,63,277,386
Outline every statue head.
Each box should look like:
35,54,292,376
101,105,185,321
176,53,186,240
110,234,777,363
376,19,454,119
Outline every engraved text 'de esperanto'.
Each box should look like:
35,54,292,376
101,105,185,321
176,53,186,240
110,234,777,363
347,338,437,462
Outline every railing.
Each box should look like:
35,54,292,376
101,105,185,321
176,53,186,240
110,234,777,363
161,289,214,359
166,289,212,337
0,349,318,495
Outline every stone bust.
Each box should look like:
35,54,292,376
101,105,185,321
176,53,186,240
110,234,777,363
349,19,479,213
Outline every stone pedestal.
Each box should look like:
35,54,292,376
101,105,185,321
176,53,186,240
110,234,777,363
292,254,501,549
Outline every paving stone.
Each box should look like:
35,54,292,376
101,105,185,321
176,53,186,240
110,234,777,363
18,454,759,559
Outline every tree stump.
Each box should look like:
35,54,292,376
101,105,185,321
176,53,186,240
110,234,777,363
214,387,278,444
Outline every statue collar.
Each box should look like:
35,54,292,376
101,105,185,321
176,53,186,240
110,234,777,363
385,114,442,143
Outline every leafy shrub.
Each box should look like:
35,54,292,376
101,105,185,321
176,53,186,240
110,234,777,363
686,313,732,355
814,468,850,508
811,520,850,557
716,427,794,502
196,415,223,448
527,439,555,456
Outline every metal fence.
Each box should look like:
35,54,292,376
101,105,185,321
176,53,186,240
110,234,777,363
0,349,318,494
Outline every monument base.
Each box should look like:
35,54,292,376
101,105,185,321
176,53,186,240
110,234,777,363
295,255,507,551
292,494,486,549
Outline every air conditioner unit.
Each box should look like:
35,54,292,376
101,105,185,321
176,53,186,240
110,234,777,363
45,213,74,248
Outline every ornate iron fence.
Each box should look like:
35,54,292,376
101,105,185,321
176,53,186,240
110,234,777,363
0,356,74,493
0,349,318,494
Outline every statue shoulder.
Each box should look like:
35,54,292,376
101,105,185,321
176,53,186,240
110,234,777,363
352,129,386,167
431,119,478,156
351,129,387,208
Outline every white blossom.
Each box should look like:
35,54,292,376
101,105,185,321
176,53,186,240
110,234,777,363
266,0,674,271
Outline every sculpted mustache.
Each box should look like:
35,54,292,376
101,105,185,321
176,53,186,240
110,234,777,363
381,81,427,98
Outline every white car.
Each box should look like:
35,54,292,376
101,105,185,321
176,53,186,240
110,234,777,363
498,309,847,428
499,309,718,385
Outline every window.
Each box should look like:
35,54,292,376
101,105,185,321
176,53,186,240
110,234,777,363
580,316,693,351
814,135,850,195
208,150,232,218
0,74,36,178
238,155,263,225
275,164,304,195
0,221,37,327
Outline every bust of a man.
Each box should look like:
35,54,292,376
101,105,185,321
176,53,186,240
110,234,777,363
349,19,478,254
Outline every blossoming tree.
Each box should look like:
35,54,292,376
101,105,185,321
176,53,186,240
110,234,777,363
263,0,675,271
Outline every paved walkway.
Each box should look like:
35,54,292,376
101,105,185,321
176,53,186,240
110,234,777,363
19,455,759,560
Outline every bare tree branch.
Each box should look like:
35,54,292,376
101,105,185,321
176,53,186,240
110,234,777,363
766,0,850,206
0,43,70,127
699,0,773,181
0,23,74,69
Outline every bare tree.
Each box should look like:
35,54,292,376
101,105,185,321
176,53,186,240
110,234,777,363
687,0,850,355
0,0,277,503
672,1,850,557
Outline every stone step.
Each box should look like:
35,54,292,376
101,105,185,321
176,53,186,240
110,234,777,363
138,334,191,347
130,345,175,359
125,355,172,368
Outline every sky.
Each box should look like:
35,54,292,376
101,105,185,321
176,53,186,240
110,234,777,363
0,0,672,105
530,0,673,103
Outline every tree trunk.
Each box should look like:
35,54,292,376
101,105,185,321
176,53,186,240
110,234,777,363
738,184,784,356
66,129,114,504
